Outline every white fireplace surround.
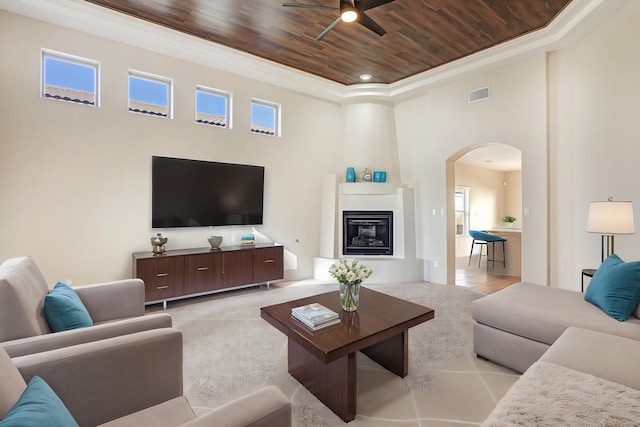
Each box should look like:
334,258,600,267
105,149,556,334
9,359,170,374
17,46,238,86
313,175,424,284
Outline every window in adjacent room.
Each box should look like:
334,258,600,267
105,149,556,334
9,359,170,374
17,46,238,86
195,86,231,128
455,186,470,236
251,98,280,136
128,71,172,118
41,49,99,106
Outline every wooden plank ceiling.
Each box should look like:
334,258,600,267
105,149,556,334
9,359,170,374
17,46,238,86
85,0,572,86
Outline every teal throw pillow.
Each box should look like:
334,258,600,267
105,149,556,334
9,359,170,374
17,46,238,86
44,282,93,332
584,254,640,321
0,376,79,427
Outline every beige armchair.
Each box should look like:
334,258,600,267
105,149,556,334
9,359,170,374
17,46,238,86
0,256,172,357
1,328,291,427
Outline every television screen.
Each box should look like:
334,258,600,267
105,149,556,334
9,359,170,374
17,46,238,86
152,156,264,228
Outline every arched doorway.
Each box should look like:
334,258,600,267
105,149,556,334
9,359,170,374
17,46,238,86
445,143,522,292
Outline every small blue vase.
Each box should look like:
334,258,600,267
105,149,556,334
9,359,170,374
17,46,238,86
346,167,356,183
373,171,387,182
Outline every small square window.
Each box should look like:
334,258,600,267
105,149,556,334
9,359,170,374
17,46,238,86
251,99,280,137
42,49,99,106
128,71,172,118
195,86,231,128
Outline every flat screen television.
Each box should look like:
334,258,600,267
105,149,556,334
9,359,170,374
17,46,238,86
152,156,264,228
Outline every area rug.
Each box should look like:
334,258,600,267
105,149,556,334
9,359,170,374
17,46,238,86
166,281,484,426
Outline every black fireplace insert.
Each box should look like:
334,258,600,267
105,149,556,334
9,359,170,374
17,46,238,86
343,211,393,256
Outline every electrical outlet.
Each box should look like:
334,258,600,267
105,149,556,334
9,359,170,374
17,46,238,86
433,260,439,268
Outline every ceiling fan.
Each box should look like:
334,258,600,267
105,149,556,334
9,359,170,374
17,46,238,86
283,0,395,41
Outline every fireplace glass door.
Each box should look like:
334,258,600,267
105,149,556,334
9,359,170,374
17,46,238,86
343,211,393,256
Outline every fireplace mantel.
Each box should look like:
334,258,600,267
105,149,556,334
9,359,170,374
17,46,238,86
339,182,407,195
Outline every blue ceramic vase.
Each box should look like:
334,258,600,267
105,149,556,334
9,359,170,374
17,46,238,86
373,171,387,182
346,167,356,182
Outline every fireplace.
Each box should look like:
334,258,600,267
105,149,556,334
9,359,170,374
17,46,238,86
343,211,393,256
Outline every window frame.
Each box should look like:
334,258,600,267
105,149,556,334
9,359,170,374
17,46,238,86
41,48,100,107
455,186,470,237
195,85,232,129
128,70,173,119
250,98,281,137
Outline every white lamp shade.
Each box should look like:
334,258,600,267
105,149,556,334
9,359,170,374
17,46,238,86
587,201,635,235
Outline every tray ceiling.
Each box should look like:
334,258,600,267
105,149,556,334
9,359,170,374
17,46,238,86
85,0,572,86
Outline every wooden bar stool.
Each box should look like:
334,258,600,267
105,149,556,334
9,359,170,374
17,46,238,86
468,230,506,270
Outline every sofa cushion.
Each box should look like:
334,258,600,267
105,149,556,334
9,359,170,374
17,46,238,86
584,254,640,321
44,282,93,332
540,327,640,390
97,396,196,427
0,349,27,419
0,257,51,341
472,282,640,346
0,376,78,427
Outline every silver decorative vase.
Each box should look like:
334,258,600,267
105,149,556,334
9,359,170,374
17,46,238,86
150,234,168,254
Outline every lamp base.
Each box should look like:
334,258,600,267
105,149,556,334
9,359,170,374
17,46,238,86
601,235,615,262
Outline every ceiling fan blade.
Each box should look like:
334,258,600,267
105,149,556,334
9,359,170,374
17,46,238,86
357,12,386,37
316,17,341,41
357,0,395,12
282,2,338,10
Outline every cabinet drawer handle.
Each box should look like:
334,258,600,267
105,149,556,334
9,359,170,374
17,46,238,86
264,259,275,263
156,273,169,277
156,285,169,290
197,267,209,271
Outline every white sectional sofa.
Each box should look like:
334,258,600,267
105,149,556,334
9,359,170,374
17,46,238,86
472,282,640,373
475,254,640,424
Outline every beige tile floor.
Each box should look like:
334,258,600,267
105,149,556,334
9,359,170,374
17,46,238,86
356,350,519,426
257,333,520,426
455,256,521,295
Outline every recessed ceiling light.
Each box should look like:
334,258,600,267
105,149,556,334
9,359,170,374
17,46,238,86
360,73,372,81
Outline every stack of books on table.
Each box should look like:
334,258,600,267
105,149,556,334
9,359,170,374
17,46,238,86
240,234,255,246
291,303,340,331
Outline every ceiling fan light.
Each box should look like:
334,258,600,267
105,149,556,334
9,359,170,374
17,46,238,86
341,8,358,22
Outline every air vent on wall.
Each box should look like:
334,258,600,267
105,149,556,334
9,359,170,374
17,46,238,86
468,86,490,103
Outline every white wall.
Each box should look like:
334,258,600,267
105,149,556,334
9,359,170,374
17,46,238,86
549,0,640,289
395,55,548,285
504,170,522,225
457,163,505,230
0,11,342,284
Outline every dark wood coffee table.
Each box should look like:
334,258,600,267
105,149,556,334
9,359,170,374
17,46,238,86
260,287,434,422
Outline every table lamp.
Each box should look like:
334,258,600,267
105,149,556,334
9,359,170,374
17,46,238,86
587,197,635,262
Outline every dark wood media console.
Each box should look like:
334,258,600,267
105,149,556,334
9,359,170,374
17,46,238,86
132,243,283,308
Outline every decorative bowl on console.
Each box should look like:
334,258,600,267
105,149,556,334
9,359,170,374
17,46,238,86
208,236,223,249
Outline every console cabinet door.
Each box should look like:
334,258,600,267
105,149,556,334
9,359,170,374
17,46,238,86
185,252,223,294
252,246,284,283
223,250,254,287
136,256,185,301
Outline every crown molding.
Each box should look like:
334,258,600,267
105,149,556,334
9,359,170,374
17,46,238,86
0,0,628,104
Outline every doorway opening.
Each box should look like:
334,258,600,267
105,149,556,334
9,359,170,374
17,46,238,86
446,143,522,294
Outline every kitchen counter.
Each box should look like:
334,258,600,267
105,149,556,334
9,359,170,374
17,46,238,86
485,228,521,277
